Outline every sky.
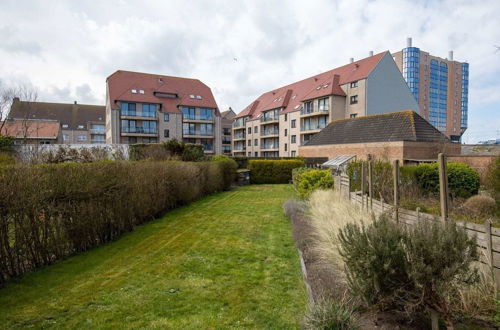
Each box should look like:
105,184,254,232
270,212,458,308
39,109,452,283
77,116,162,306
0,0,499,143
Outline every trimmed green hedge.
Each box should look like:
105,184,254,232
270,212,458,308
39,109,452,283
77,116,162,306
0,160,235,285
248,159,305,184
295,169,334,198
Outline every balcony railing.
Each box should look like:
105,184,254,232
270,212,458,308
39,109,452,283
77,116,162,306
261,129,279,136
301,124,327,132
261,144,279,150
260,116,279,123
233,121,245,128
183,130,214,136
183,115,214,121
300,107,329,115
121,110,157,118
233,145,246,151
91,139,105,144
233,133,246,139
90,128,105,134
122,127,158,134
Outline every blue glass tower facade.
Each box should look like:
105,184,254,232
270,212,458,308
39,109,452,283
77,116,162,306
428,60,448,132
461,63,469,132
402,47,420,101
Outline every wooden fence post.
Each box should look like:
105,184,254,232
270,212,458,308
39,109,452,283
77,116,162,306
393,159,400,223
368,160,373,212
416,207,420,222
438,153,449,223
348,175,351,201
361,162,366,209
485,219,493,270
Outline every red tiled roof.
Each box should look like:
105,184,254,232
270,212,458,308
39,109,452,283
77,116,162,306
107,70,219,115
235,51,387,119
1,120,60,139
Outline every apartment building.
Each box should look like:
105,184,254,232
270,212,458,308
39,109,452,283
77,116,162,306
233,51,418,157
221,108,236,155
6,98,106,144
392,38,469,142
106,70,222,154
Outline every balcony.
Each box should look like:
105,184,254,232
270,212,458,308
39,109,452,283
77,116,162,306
300,107,329,117
261,129,279,137
233,133,246,141
301,124,327,133
121,127,158,135
260,116,279,124
121,110,157,119
91,139,105,144
183,115,214,122
90,128,105,134
183,130,214,138
202,145,214,153
233,146,246,151
233,121,246,128
260,144,279,151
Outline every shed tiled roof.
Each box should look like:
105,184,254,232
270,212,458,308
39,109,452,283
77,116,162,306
8,100,105,130
235,51,387,120
107,70,219,115
1,119,60,139
303,111,450,146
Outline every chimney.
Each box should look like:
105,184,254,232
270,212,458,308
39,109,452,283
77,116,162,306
448,51,454,61
407,37,412,47
369,51,373,56
74,101,77,105
350,58,354,63
332,74,340,86
13,97,20,103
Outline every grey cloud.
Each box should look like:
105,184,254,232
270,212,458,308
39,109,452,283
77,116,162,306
0,25,42,55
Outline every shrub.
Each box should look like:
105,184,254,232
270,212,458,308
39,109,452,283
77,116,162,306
0,152,15,165
129,143,170,160
462,195,497,217
486,157,500,203
164,138,184,156
292,167,312,190
0,135,14,152
212,155,238,188
346,160,394,203
415,162,480,199
303,297,359,330
296,169,334,199
0,160,231,285
182,143,205,161
339,217,479,327
248,159,305,184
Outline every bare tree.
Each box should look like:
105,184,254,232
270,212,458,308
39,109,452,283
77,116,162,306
0,83,38,144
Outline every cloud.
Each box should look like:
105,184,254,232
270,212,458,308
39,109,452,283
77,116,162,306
0,0,499,142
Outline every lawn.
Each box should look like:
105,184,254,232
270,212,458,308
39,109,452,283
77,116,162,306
0,185,306,329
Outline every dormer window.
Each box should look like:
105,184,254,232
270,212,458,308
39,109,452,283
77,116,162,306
131,89,137,94
196,95,202,99
78,125,85,129
189,94,195,99
62,124,68,129
139,89,145,94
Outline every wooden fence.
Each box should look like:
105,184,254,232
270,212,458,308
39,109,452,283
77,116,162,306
335,155,500,287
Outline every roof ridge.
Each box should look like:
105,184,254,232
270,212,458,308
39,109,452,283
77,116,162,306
14,100,105,107
109,70,201,82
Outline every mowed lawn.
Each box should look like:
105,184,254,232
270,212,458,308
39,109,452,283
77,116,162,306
0,185,306,329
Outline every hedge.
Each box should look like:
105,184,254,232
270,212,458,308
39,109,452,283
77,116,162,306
0,160,234,285
295,169,334,198
248,159,305,184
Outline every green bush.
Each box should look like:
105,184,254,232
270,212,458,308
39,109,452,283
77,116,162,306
486,157,500,203
182,143,204,161
129,143,170,161
296,169,334,199
0,136,14,152
339,216,479,326
292,167,313,190
212,155,238,188
415,162,480,198
248,159,305,184
0,160,232,285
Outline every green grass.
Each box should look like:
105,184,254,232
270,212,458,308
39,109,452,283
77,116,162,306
0,185,306,329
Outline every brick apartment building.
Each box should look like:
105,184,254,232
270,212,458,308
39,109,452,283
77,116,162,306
392,38,469,141
221,108,235,155
5,98,106,144
106,70,222,154
232,51,419,158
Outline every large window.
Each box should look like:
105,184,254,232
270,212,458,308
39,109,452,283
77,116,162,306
182,107,196,120
121,102,136,116
318,98,329,111
200,108,213,120
141,121,157,134
142,104,156,117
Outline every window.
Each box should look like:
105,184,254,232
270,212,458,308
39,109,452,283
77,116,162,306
131,89,137,94
284,114,288,121
255,152,258,157
350,81,358,88
291,135,296,143
304,101,313,112
248,139,252,146
350,95,358,104
350,113,357,118
182,107,195,120
318,98,329,111
62,124,68,129
254,126,258,133
139,89,145,94
291,151,296,157
254,139,258,146
121,102,136,116
223,128,231,135
291,119,296,128
248,127,252,134
78,125,84,129
142,104,156,117
63,134,69,141
284,129,287,136
284,143,288,151
248,152,251,156
77,135,87,141
164,113,169,121
164,129,169,138
200,108,213,120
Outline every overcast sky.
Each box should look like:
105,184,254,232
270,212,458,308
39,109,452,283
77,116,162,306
0,0,499,143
